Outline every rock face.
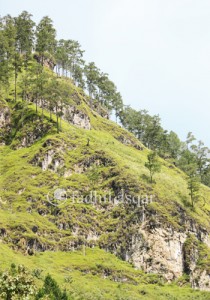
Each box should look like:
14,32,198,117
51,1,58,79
116,134,144,150
0,104,11,145
17,120,52,148
62,106,91,130
0,106,10,128
130,227,186,281
126,212,210,290
191,270,210,291
33,54,55,70
40,149,64,172
36,99,91,130
31,140,64,172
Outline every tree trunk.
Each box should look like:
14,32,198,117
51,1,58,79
60,116,62,131
41,99,44,118
14,71,17,102
56,107,59,133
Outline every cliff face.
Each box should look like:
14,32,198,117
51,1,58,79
129,219,210,290
1,79,210,293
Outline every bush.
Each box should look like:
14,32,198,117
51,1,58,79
0,264,36,300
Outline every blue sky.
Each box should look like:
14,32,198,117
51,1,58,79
1,0,210,147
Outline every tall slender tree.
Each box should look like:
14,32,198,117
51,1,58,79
55,39,68,76
0,22,10,84
186,164,200,207
66,40,84,79
15,11,35,57
145,151,161,183
15,11,35,100
0,15,19,99
191,140,210,181
84,62,100,107
35,16,56,65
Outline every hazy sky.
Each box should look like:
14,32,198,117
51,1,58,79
1,0,210,147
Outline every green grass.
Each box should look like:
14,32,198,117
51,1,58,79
0,245,209,300
0,71,210,299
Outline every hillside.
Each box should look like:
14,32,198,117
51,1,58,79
0,73,210,299
0,11,210,299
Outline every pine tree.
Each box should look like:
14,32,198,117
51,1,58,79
0,25,10,84
55,39,69,76
0,15,18,98
45,76,71,132
113,91,123,123
84,62,100,107
73,64,85,88
15,11,35,55
16,11,35,102
145,151,161,183
191,140,210,181
66,40,84,79
35,16,56,65
167,131,182,160
187,164,200,207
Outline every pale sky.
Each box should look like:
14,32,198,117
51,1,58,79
1,0,210,147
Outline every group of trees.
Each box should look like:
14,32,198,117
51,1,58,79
144,146,202,207
26,63,72,132
119,106,182,158
0,12,35,100
119,107,210,189
1,11,209,190
55,43,124,116
178,133,210,206
0,11,123,120
178,133,210,186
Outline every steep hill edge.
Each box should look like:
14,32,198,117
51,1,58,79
0,78,210,293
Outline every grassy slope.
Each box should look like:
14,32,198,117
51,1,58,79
0,77,210,299
0,244,209,300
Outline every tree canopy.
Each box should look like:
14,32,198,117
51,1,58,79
0,10,209,189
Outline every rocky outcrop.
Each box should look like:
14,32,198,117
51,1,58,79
126,209,210,290
35,99,91,130
31,139,65,172
191,269,210,291
33,54,55,70
130,227,186,281
25,132,210,292
16,120,53,149
0,104,11,145
33,149,64,172
0,105,10,128
62,105,91,130
116,134,144,150
40,149,64,171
